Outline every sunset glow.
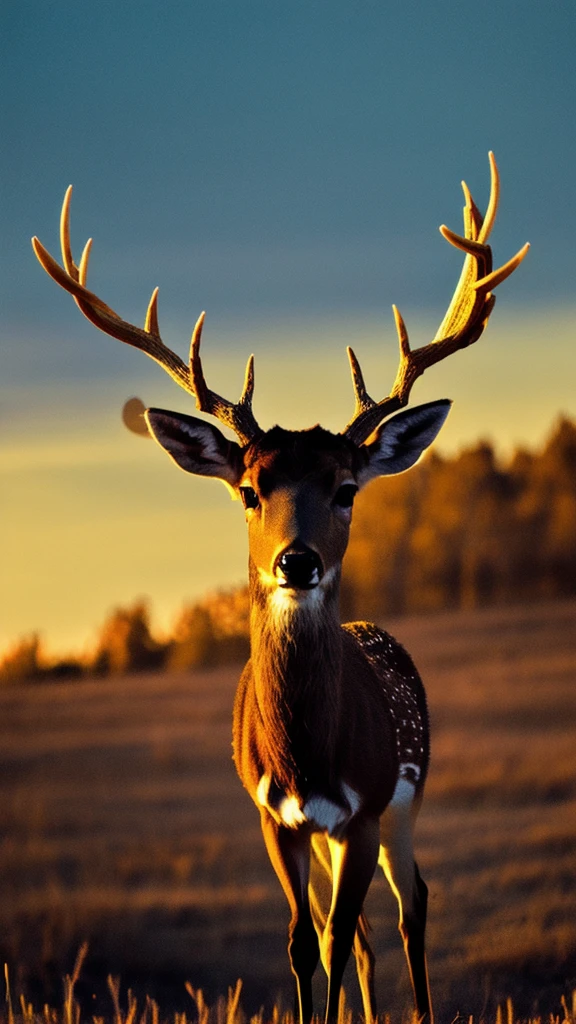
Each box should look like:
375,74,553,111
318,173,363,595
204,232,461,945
3,309,575,653
3,1,575,655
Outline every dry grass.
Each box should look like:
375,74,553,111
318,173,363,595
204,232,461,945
2,956,575,1024
0,600,575,1020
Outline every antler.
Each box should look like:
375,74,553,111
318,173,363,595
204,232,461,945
31,187,262,447
343,152,530,446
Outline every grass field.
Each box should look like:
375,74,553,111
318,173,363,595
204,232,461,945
1,600,575,1021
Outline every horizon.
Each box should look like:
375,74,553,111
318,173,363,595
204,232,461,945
3,400,574,660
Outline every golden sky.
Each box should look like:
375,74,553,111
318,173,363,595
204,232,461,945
3,308,575,655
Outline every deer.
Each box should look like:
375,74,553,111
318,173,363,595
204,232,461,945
32,153,528,1023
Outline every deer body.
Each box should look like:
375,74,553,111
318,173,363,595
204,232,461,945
234,605,432,1020
33,154,528,1024
223,423,435,1022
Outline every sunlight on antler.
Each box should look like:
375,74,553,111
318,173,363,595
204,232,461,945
343,152,529,446
32,192,262,445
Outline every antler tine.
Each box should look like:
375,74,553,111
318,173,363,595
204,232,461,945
60,185,76,277
188,312,261,446
478,150,500,244
346,346,375,418
474,242,531,293
32,189,263,446
189,311,210,409
240,353,256,406
461,180,482,242
342,153,529,446
145,287,160,335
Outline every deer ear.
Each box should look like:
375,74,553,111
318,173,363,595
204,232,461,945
145,408,244,491
357,399,451,486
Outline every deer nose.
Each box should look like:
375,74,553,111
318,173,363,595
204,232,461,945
275,546,324,590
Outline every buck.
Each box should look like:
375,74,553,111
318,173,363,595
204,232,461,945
33,153,528,1023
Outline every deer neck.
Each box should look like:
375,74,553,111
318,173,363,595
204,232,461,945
248,559,343,795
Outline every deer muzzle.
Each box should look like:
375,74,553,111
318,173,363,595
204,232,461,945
274,545,324,590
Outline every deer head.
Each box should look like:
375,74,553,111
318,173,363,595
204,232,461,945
32,153,528,602
144,405,451,604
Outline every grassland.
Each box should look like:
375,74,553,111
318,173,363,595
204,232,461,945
0,600,575,1021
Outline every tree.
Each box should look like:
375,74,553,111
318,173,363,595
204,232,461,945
168,588,250,669
91,600,166,674
0,633,43,683
167,604,217,670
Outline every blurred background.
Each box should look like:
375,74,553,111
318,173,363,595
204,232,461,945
2,0,575,657
1,2,575,1018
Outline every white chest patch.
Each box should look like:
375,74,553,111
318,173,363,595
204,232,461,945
258,566,338,626
257,775,362,836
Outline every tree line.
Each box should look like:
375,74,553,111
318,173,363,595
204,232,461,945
2,415,575,683
342,414,576,622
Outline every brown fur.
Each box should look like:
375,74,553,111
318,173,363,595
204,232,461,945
232,563,399,817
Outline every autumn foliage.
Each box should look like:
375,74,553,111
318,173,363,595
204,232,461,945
343,414,576,620
2,416,576,682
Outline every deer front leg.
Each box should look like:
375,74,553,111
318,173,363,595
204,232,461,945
310,833,377,1024
322,815,380,1024
260,812,319,1024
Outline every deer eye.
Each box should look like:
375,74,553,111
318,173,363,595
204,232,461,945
333,483,358,509
240,486,259,510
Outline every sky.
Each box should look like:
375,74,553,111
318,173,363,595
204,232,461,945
2,0,576,654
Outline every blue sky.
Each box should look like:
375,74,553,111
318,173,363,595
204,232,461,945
2,1,575,651
5,1,575,325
